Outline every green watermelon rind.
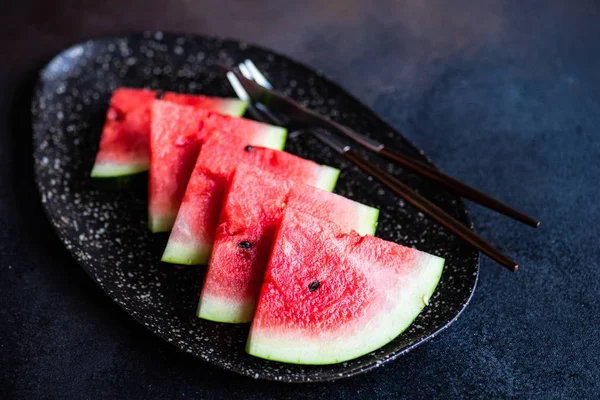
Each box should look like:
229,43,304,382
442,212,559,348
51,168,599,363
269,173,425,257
148,212,178,233
253,127,288,151
91,172,147,191
197,295,255,323
161,242,211,265
90,161,149,178
352,203,379,236
287,201,378,237
313,165,340,192
219,99,249,117
245,254,445,365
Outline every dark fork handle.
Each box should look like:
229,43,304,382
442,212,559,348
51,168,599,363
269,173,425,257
377,147,540,228
324,118,540,228
345,150,519,272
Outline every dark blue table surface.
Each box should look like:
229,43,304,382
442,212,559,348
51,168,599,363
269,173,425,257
1,1,598,398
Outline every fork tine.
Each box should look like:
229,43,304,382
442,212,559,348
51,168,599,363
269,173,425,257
244,59,273,89
238,63,253,80
226,71,276,123
236,62,287,127
226,72,250,101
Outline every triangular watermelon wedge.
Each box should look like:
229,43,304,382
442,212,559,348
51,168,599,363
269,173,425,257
148,100,287,232
246,209,444,365
91,88,157,178
161,136,341,265
196,165,379,323
90,88,247,178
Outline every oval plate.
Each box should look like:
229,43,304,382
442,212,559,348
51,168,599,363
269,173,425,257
31,32,478,382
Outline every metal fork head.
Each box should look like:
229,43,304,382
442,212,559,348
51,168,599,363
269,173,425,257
225,71,273,124
225,61,289,128
242,60,274,90
226,69,303,140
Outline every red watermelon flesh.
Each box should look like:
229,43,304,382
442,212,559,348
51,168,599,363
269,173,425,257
90,88,247,178
246,209,444,365
196,165,379,323
148,100,287,232
161,135,340,264
91,88,157,177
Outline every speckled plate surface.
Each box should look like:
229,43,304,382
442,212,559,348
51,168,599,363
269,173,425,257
31,32,479,382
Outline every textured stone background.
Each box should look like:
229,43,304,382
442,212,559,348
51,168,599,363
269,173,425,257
1,0,599,398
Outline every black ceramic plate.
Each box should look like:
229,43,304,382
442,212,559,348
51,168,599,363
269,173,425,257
31,32,478,382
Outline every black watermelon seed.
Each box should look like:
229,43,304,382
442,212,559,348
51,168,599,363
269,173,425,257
238,241,253,249
244,145,253,152
308,280,320,292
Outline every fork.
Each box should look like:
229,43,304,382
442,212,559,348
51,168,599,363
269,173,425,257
226,60,519,271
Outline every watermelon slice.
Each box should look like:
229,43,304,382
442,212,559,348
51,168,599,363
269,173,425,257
197,166,379,323
246,209,444,365
91,88,157,178
148,100,287,232
161,137,340,265
90,88,247,178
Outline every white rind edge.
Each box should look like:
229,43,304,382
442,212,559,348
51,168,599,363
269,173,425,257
221,99,249,117
161,241,211,265
246,253,445,365
148,212,177,233
252,126,288,150
90,161,148,178
354,203,380,236
314,165,340,192
197,293,255,323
